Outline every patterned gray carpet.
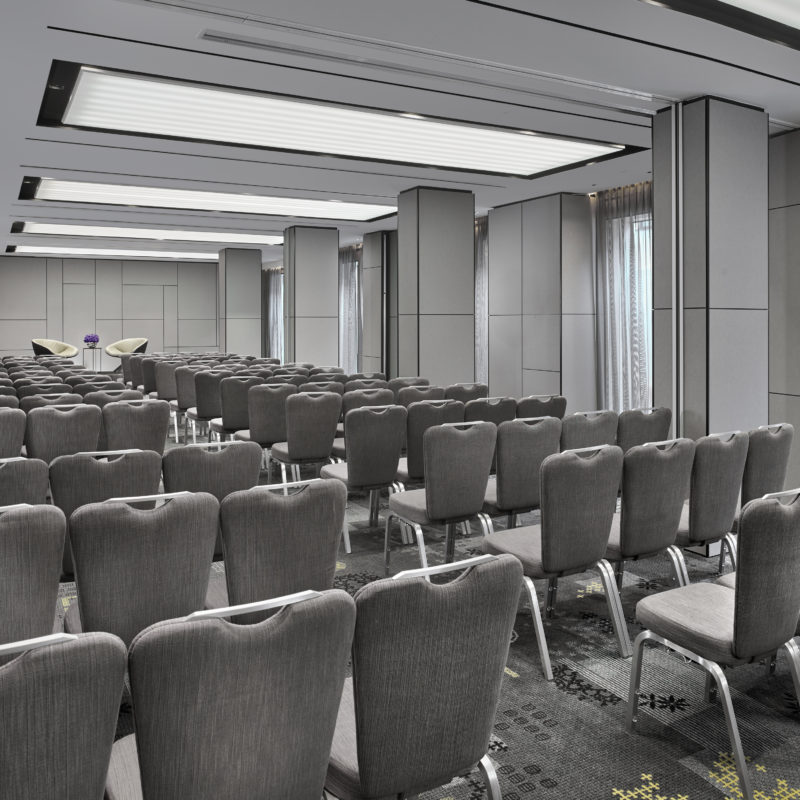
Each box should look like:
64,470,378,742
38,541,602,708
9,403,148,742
58,480,800,799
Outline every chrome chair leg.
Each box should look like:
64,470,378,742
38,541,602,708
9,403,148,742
413,522,429,571
280,462,288,485
383,512,394,575
784,638,800,705
444,522,456,563
478,754,502,800
724,532,738,570
545,577,558,619
477,512,494,538
614,560,625,591
596,558,632,658
666,545,690,586
368,488,380,527
341,523,351,555
523,576,553,681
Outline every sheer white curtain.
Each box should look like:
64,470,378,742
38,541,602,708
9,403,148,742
339,245,361,373
474,216,489,384
264,267,284,361
593,182,653,411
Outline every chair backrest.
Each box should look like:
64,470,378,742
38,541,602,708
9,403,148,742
310,365,344,375
616,407,673,453
405,399,465,480
688,431,749,543
540,445,623,574
0,632,126,799
618,438,696,558
25,405,101,464
163,442,262,501
341,388,395,417
444,382,489,403
0,396,18,410
423,422,496,521
347,372,386,382
300,380,345,395
74,381,127,397
70,493,219,646
741,423,794,505
0,408,25,458
350,555,522,798
220,480,347,623
154,360,186,400
344,378,388,392
127,590,355,799
82,389,144,407
120,352,134,383
397,385,445,406
175,365,205,410
141,358,159,393
560,410,618,450
0,457,49,505
19,394,82,412
310,373,348,385
246,383,297,445
0,505,65,646
733,492,800,660
285,392,343,460
220,376,264,429
517,394,567,419
194,370,233,418
344,405,407,489
16,383,71,398
388,376,430,401
464,396,517,425
494,417,562,512
103,399,171,455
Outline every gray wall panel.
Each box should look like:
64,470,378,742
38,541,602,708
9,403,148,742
123,318,163,353
294,317,339,365
419,314,474,386
769,393,800,486
164,285,178,348
360,265,382,361
522,369,562,398
652,308,673,425
95,260,122,320
95,320,122,371
0,257,46,320
0,320,47,351
652,108,674,311
122,261,177,285
222,249,262,319
769,205,800,395
397,314,418,376
226,317,262,356
63,283,96,357
362,231,382,269
178,262,217,319
63,259,95,285
46,259,63,340
770,130,800,210
488,204,522,316
123,285,164,321
522,196,560,315
522,314,560,371
178,319,217,348
682,99,708,309
561,315,597,411
683,308,707,440
561,195,594,315
488,315,522,398
397,189,418,316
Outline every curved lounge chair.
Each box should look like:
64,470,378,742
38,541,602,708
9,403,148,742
105,338,148,359
31,339,79,358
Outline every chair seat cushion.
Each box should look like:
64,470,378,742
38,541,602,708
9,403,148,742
481,525,545,577
716,572,736,590
388,488,430,526
233,429,251,442
636,582,739,664
395,457,410,483
331,438,347,459
169,399,180,411
270,441,290,462
320,462,349,485
105,734,142,800
204,570,229,610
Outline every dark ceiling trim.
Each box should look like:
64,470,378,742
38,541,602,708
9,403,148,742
46,26,651,128
465,0,800,90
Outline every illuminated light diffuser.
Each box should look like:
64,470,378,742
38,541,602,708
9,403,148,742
14,245,218,260
19,221,282,246
61,67,624,177
32,179,395,221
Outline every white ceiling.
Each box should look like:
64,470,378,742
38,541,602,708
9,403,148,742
2,0,800,261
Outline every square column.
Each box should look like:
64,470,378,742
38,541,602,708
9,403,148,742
218,248,263,355
395,188,475,384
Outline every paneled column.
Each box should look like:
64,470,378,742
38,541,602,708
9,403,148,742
218,248,262,356
360,231,391,374
653,97,768,439
396,187,475,384
283,226,339,366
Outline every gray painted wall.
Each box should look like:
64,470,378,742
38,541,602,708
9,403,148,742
0,255,219,366
360,231,385,374
219,248,262,356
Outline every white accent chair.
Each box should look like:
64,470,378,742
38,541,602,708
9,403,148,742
31,339,79,358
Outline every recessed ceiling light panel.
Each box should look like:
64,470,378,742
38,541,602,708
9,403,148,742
20,221,282,245
31,178,395,221
13,245,219,260
59,66,624,177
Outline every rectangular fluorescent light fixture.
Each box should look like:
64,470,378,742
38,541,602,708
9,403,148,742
20,221,282,246
61,67,624,177
712,0,800,29
14,245,218,260
32,179,395,221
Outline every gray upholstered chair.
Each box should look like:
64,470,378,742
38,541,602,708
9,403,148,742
0,504,65,646
387,376,430,401
321,405,407,551
25,405,101,464
325,554,521,800
0,632,126,799
615,407,673,453
50,449,163,577
482,416,561,527
209,375,264,441
186,370,233,443
444,382,489,403
66,492,219,646
0,408,25,458
140,358,159,397
344,378,388,392
82,390,144,450
31,338,79,358
103,399,171,455
19,394,83,412
560,410,618,450
205,479,346,616
154,360,186,440
464,396,517,425
128,354,146,392
333,388,394,442
105,590,355,800
0,396,18,410
603,438,696,590
385,421,496,571
675,431,749,576
270,392,343,482
397,385,445,406
482,445,628,679
16,383,71,398
628,490,800,800
395,399,465,483
0,457,49,506
516,394,567,419
173,365,205,442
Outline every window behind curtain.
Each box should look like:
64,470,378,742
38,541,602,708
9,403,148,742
339,245,361,373
264,267,284,362
593,182,653,411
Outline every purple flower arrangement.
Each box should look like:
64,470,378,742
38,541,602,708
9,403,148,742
84,333,100,348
